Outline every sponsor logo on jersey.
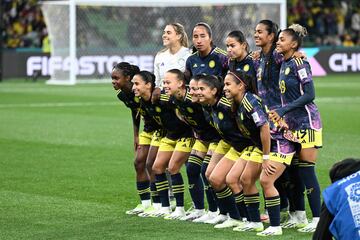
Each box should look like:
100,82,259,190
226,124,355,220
187,107,194,113
243,64,250,72
285,67,290,75
178,58,185,65
218,112,224,120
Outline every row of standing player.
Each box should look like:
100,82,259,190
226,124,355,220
112,20,322,237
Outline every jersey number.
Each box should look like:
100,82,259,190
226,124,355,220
280,80,286,94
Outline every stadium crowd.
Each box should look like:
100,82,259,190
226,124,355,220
2,0,47,49
2,0,360,49
287,0,360,46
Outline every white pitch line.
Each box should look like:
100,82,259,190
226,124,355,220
0,102,118,108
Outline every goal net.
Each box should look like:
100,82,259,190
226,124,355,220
41,0,286,85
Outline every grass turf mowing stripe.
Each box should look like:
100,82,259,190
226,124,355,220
0,74,359,240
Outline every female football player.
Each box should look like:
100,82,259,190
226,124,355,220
112,62,161,215
253,20,299,236
185,22,228,81
270,24,323,233
132,71,195,218
226,30,256,80
153,22,190,90
225,29,259,224
197,74,254,229
223,70,279,235
163,70,222,221
152,23,191,207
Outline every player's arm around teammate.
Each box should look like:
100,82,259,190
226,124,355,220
197,75,255,229
163,70,222,221
189,78,222,222
269,24,323,233
132,71,194,218
254,19,307,230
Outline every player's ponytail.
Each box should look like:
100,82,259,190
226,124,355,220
227,71,257,94
167,69,187,86
258,19,280,89
170,23,189,48
227,30,249,53
137,71,156,90
282,24,308,50
258,19,280,47
198,74,224,99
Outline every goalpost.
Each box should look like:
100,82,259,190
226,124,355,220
41,0,286,85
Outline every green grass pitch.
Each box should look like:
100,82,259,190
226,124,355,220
1,74,359,239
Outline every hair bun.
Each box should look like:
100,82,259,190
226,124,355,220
288,24,308,37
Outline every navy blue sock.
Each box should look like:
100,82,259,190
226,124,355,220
186,155,204,209
216,187,240,220
288,165,305,212
216,195,227,215
298,161,321,217
234,191,248,219
150,181,160,204
136,181,150,201
265,196,281,226
201,155,218,212
155,173,170,207
244,193,261,222
171,173,185,207
274,174,289,210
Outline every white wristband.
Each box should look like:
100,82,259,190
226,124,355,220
263,155,270,160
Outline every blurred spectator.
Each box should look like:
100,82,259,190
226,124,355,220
2,0,360,49
42,30,50,53
351,9,360,36
343,33,355,46
288,0,360,46
2,0,47,50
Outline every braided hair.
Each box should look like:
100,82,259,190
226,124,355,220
112,62,140,80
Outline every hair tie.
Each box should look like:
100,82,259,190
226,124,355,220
228,72,247,86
